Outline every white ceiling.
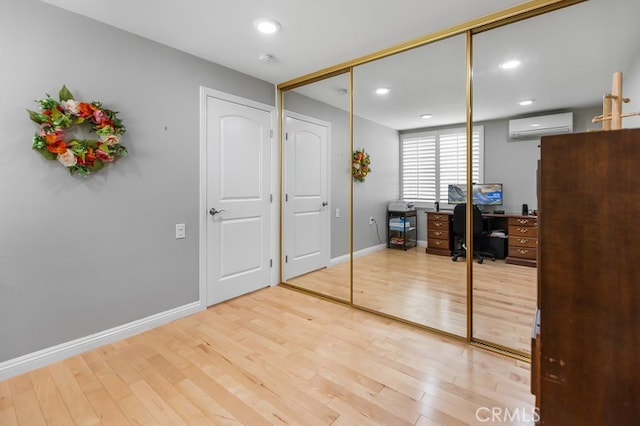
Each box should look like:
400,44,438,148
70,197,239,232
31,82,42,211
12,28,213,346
42,0,640,130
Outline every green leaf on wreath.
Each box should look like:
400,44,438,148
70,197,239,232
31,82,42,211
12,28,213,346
27,109,47,124
92,159,104,172
42,150,57,161
59,85,74,102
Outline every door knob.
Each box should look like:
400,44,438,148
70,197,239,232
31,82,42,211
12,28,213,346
321,201,328,207
209,208,225,216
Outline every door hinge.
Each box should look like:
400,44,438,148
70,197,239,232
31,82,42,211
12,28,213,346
270,259,273,268
285,132,288,140
270,129,274,138
285,194,288,202
285,255,288,263
270,194,273,203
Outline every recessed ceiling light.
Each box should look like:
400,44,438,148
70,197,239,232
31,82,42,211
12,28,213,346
420,114,433,119
530,123,541,127
518,99,535,106
375,87,391,95
499,60,521,70
255,18,281,35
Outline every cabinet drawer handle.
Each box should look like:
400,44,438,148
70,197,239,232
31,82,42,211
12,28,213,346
435,222,442,227
518,238,529,244
518,219,529,225
518,249,529,255
434,231,443,236
518,228,529,233
434,241,442,246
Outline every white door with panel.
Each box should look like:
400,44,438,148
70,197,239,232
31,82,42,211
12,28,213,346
284,114,329,280
206,94,272,305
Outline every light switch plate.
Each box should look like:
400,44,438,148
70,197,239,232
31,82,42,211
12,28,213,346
175,223,186,239
335,208,340,218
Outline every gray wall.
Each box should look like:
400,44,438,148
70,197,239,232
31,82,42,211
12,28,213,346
626,52,640,129
0,0,274,362
353,118,400,251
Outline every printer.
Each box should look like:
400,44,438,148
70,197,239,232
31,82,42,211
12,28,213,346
388,200,416,211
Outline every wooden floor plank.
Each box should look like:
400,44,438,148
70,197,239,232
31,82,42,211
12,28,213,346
0,406,19,426
116,393,159,425
0,380,12,411
47,362,100,425
11,388,47,426
85,388,130,425
30,368,74,425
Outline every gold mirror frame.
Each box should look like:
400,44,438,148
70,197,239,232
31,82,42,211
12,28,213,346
278,0,587,361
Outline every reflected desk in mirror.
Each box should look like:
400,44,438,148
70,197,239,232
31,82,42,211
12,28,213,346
425,211,538,267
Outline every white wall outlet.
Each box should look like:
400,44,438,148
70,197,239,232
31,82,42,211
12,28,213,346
335,208,340,218
369,216,374,225
175,223,186,239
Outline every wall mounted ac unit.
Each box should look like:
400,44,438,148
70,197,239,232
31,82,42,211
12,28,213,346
509,112,573,139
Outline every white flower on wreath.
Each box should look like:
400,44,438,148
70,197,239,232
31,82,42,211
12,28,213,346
60,99,80,115
57,149,77,167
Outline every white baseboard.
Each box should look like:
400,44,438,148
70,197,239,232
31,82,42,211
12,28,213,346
0,301,203,382
417,239,427,247
330,243,387,266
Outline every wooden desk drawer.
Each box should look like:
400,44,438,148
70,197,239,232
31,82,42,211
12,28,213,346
509,217,537,227
511,237,537,248
509,225,538,238
428,229,449,240
429,213,450,222
428,219,449,230
428,238,450,250
509,246,537,260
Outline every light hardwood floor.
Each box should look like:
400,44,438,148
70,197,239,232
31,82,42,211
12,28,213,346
287,249,537,354
0,286,535,425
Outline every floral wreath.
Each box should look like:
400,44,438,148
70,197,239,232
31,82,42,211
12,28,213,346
352,148,371,182
28,85,127,176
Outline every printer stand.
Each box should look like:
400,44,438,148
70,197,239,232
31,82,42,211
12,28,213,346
387,209,417,250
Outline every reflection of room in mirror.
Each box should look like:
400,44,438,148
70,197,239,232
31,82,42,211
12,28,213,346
282,73,352,302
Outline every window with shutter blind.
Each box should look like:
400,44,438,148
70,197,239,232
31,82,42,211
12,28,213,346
401,126,483,204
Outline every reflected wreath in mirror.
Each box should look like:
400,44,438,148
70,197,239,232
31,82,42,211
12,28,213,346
352,148,371,182
28,85,127,176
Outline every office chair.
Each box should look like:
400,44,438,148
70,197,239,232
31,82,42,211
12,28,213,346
451,203,496,264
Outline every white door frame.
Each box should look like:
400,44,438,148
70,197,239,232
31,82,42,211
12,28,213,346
283,110,332,276
199,87,278,309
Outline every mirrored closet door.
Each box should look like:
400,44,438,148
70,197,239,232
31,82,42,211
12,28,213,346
470,0,634,354
352,34,469,337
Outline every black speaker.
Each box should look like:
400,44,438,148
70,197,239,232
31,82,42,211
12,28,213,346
522,203,529,216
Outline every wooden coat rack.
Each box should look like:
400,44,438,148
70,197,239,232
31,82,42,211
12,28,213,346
592,72,640,130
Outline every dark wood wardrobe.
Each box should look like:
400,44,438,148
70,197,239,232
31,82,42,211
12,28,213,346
532,128,640,424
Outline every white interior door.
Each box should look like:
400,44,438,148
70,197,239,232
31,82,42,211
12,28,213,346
284,114,329,280
206,95,272,305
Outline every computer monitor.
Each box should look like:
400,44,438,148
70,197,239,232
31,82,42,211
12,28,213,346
447,183,503,206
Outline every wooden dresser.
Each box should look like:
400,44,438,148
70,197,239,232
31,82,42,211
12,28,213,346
426,212,452,256
506,215,538,266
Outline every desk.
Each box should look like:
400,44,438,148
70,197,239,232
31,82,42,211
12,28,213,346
425,211,538,267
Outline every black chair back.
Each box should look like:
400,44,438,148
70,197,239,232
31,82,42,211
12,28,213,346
453,203,485,238
453,203,467,237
